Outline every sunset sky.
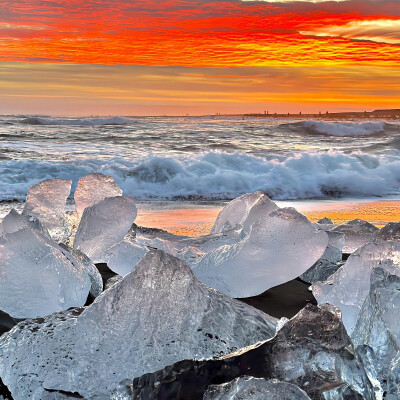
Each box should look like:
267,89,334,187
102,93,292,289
0,0,399,115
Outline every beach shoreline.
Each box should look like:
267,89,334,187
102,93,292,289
2,196,400,236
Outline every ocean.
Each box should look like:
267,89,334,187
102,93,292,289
1,115,400,203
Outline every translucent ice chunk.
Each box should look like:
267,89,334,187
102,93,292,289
73,195,137,262
23,178,72,243
204,377,312,400
210,192,278,234
131,304,374,400
102,239,148,276
74,173,122,218
0,250,277,399
377,222,400,242
0,208,50,239
300,230,345,284
332,219,379,254
0,228,91,319
351,267,400,398
194,208,328,298
313,241,400,336
59,244,103,297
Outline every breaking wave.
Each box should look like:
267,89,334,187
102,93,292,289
1,150,400,201
20,116,135,126
281,120,398,137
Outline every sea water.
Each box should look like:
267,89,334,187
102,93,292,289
0,115,399,203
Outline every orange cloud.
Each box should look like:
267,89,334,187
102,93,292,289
0,0,400,67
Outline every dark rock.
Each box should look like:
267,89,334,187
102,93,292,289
239,278,317,319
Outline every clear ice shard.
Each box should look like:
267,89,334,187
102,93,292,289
300,230,345,284
0,250,277,399
131,304,375,400
203,377,312,400
102,239,148,276
332,219,379,254
210,192,278,234
74,173,122,218
313,241,400,336
73,195,137,262
59,244,103,297
0,209,50,239
194,208,328,298
22,178,72,242
0,227,91,319
350,267,400,398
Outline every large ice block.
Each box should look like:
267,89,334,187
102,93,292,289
131,304,375,400
194,208,328,297
74,173,122,218
0,228,91,319
23,178,72,242
313,241,400,336
210,192,277,234
332,219,379,254
204,377,311,400
0,250,277,399
73,195,137,262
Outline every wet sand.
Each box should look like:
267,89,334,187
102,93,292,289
135,198,400,236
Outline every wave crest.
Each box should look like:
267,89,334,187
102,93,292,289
281,120,397,137
1,151,400,201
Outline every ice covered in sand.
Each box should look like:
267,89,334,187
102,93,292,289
73,195,137,262
0,228,91,319
0,250,277,399
210,191,278,234
313,241,400,336
332,219,379,254
22,178,71,242
203,377,311,400
194,208,328,298
74,173,122,218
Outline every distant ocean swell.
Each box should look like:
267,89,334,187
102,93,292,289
1,150,399,201
13,117,400,137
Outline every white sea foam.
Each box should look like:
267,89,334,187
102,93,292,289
1,150,400,201
283,120,390,136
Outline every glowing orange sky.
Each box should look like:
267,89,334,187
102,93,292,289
0,0,399,115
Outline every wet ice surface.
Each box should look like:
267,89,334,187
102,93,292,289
74,173,122,219
194,208,328,298
0,228,90,318
2,179,400,400
132,304,374,400
22,179,72,243
210,192,278,234
203,377,312,400
0,250,277,399
332,219,379,254
313,241,400,336
300,230,345,284
73,195,137,262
